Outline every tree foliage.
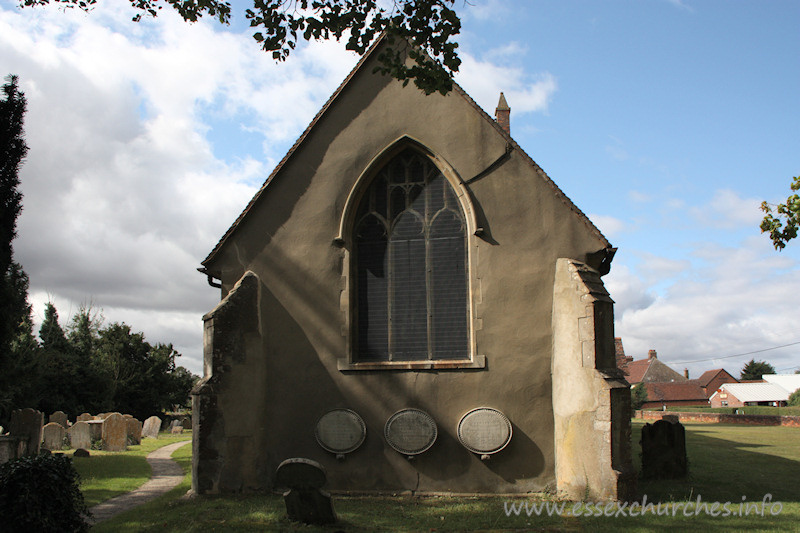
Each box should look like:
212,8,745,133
760,175,800,250
0,75,31,423
0,453,90,532
19,0,462,95
739,358,776,381
630,383,648,412
0,302,198,425
789,389,800,407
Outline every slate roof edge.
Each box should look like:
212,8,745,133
448,82,611,249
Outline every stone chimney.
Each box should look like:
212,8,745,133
495,92,510,134
648,350,657,360
684,368,689,379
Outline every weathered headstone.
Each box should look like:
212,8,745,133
87,420,104,442
77,413,93,422
73,448,90,458
181,416,191,430
68,421,92,450
126,418,143,445
9,408,44,456
42,422,66,451
275,458,336,525
641,419,688,479
170,426,184,435
49,410,69,428
142,416,162,439
102,413,127,452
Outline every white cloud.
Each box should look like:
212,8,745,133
589,214,626,239
613,235,800,375
456,49,557,117
1,3,360,374
690,189,763,230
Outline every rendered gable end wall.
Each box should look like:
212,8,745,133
193,40,632,497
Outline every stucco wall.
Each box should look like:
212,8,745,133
195,43,614,494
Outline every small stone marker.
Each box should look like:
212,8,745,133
73,448,90,458
181,416,191,430
42,422,66,451
102,413,127,452
142,416,162,439
275,458,336,525
49,410,69,428
170,426,184,434
87,420,104,442
126,418,143,445
68,421,92,450
9,408,44,456
77,413,93,422
641,419,688,479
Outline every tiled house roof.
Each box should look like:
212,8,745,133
644,382,707,403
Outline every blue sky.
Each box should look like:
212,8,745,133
1,0,798,377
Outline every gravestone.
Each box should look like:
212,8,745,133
181,417,191,430
87,420,104,442
102,413,127,452
42,422,66,451
73,448,90,458
50,410,69,428
170,426,184,434
68,421,92,450
275,458,336,525
77,413,93,422
640,419,688,479
126,418,143,445
142,416,162,439
9,408,44,456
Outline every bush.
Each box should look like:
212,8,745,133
0,453,91,532
789,389,800,407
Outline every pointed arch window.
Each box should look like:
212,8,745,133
354,149,469,362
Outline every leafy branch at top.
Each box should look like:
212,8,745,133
760,175,800,250
18,0,462,95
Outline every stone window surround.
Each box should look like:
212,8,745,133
335,137,485,371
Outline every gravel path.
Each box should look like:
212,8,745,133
89,439,191,524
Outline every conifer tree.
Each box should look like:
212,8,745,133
0,75,31,423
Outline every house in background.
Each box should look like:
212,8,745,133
709,382,790,407
640,382,708,410
692,369,738,399
623,349,687,385
763,374,800,395
192,35,634,501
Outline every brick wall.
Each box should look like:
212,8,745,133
635,410,800,428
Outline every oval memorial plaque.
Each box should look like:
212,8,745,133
314,409,366,455
457,407,512,455
384,409,437,456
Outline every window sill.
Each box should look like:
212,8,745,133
338,355,485,371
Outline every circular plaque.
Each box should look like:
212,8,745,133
457,407,512,455
384,409,437,456
315,409,366,454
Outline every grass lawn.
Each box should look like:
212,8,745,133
72,431,191,507
91,422,800,532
